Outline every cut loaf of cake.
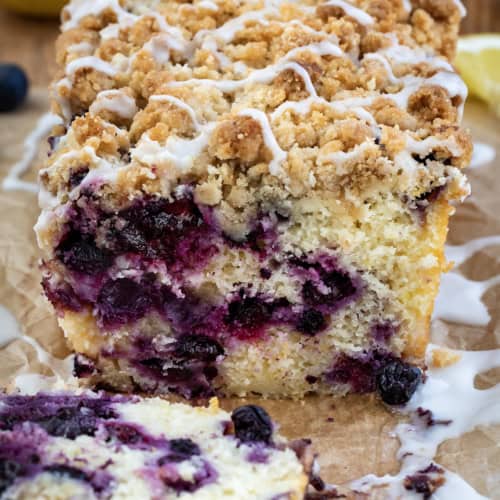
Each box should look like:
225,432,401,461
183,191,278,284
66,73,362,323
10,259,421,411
0,392,314,499
36,0,471,400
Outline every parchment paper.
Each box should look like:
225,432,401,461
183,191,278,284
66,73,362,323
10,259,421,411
0,88,499,498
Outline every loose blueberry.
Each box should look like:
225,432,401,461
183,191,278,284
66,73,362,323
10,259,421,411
0,64,29,112
174,335,224,362
376,360,422,405
296,309,326,335
231,405,273,444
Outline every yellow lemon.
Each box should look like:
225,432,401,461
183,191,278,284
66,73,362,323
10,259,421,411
455,34,500,116
0,0,67,17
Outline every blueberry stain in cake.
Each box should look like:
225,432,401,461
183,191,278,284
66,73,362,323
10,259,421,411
376,359,422,405
0,394,120,439
231,405,273,444
97,277,155,327
327,350,398,394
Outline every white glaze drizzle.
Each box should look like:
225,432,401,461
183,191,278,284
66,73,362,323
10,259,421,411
0,304,76,392
90,89,138,119
62,0,137,31
239,109,287,176
66,56,119,80
2,113,62,194
433,236,500,326
469,142,496,169
322,0,374,26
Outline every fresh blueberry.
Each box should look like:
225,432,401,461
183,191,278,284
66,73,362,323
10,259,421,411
0,64,29,112
296,309,326,335
174,335,224,362
231,405,273,444
376,360,422,405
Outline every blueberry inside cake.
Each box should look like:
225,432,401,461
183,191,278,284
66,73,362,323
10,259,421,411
0,392,313,499
36,0,471,399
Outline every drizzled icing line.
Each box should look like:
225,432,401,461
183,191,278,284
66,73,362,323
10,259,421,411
433,236,500,326
3,113,62,194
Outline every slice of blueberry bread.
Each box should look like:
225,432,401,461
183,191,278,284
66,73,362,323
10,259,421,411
0,392,314,499
36,0,472,399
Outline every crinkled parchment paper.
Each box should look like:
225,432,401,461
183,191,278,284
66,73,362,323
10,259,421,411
0,88,499,498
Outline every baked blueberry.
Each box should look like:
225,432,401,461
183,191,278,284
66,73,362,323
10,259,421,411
297,309,326,335
376,360,422,405
231,405,273,444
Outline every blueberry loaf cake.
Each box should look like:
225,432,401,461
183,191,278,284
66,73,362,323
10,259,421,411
36,0,472,400
0,392,314,499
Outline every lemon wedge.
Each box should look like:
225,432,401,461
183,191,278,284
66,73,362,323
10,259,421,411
0,0,67,17
456,34,500,116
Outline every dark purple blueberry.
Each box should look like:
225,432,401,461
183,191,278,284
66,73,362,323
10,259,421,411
42,278,84,312
137,198,203,239
296,309,326,335
97,278,153,326
73,354,96,378
57,232,113,275
0,395,119,439
0,460,22,495
0,64,29,112
68,167,90,190
38,407,99,439
226,296,271,329
44,464,111,494
158,439,201,464
327,350,397,393
231,405,273,444
44,464,88,482
302,280,329,306
376,360,422,405
113,224,147,253
412,152,437,165
322,270,356,301
305,375,318,384
105,423,143,446
174,335,224,362
259,268,272,279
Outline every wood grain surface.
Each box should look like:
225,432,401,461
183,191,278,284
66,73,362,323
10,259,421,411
0,0,498,86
